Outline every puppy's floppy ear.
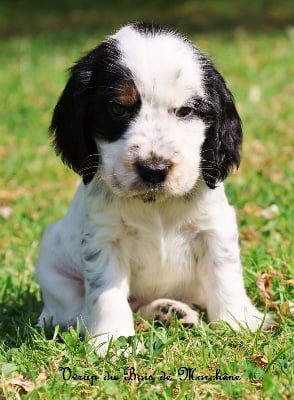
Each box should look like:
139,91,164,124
201,69,242,189
50,53,98,184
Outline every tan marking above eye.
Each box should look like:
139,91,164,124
116,83,139,107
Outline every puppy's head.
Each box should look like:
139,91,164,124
50,22,242,198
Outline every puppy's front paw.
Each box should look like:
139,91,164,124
217,303,275,332
89,334,142,358
89,334,111,357
138,299,199,325
243,307,275,332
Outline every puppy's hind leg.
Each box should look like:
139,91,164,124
35,224,85,332
36,267,85,332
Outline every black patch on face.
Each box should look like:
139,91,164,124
196,51,242,189
50,38,141,184
191,97,215,123
86,46,141,144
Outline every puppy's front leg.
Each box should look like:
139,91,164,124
199,228,273,331
83,248,134,355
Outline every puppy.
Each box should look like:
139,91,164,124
36,22,273,354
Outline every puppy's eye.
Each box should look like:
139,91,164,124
108,103,129,118
175,106,194,119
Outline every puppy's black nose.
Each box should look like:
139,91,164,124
136,158,172,185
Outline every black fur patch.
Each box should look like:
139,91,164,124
198,53,242,188
50,38,141,184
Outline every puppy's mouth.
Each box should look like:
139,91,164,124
107,175,168,202
125,179,167,202
134,183,165,203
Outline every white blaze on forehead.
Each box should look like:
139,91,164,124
112,25,204,108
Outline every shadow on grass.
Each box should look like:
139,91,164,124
0,279,42,348
0,0,293,38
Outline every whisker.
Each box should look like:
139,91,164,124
80,161,100,168
78,165,100,174
80,170,101,179
202,172,218,180
83,153,101,158
201,156,234,163
80,154,101,163
201,148,217,153
200,159,218,164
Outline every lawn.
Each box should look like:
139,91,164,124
0,1,293,399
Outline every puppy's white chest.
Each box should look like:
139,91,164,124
127,220,200,302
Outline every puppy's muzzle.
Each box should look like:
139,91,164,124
135,158,172,185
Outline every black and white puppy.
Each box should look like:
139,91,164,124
36,22,272,354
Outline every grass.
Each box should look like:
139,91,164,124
0,1,293,399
